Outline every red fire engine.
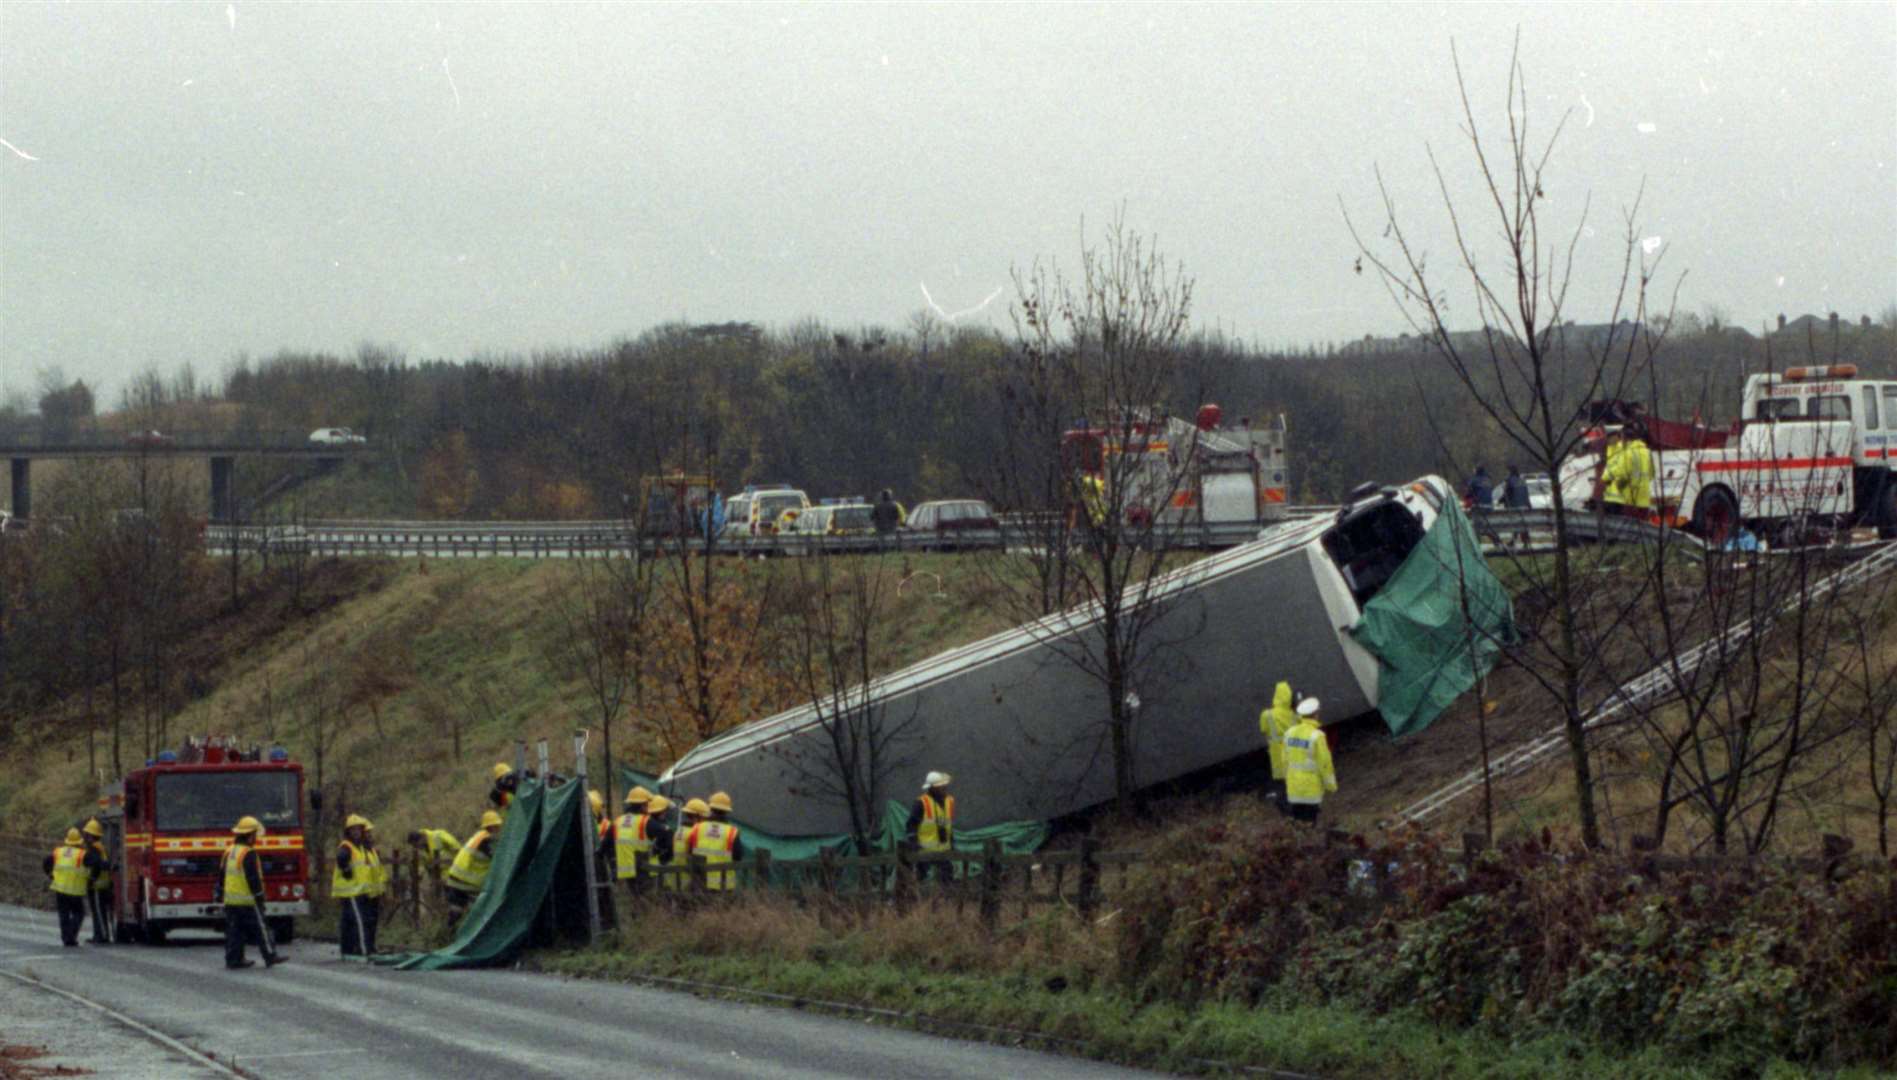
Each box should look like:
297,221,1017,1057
1062,405,1289,528
96,736,311,944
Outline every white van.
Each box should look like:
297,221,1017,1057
308,427,366,445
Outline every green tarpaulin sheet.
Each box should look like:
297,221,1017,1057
374,765,1051,972
1347,498,1518,737
620,766,1048,877
377,778,594,971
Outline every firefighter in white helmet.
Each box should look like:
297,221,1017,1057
1278,698,1337,825
906,771,956,884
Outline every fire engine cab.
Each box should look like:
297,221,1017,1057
1559,365,1897,542
1063,405,1289,529
97,736,311,944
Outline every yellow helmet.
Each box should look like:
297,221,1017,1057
345,813,371,830
480,810,505,832
707,791,733,813
82,819,105,838
587,790,604,815
624,785,652,806
491,762,514,781
644,794,671,814
233,816,263,836
64,827,84,845
682,798,710,818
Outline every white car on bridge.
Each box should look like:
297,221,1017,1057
309,427,367,445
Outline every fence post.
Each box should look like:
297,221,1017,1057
753,849,773,893
690,852,707,894
818,846,839,898
978,839,1001,933
1078,835,1100,920
893,844,913,914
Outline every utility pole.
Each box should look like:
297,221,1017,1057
573,730,601,945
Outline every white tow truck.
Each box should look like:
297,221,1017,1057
1559,365,1897,541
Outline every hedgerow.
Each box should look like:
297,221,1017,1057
1115,815,1896,1070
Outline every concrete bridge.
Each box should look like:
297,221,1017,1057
0,431,373,522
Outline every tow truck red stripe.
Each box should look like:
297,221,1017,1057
1695,456,1855,473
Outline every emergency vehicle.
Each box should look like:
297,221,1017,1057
1559,366,1897,542
1063,405,1288,528
96,736,311,944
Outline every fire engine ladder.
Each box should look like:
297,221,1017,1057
1392,540,1897,826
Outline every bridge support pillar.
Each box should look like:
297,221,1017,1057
210,456,234,523
8,458,27,521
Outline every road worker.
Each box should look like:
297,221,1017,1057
407,828,461,883
81,818,113,944
610,787,655,893
1600,426,1633,514
905,771,955,884
360,821,386,954
489,763,518,814
1279,698,1338,825
1259,682,1298,801
666,798,707,892
44,828,91,947
334,814,373,956
684,792,745,892
216,817,283,969
640,795,675,888
445,810,504,924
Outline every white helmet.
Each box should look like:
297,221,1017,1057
922,770,952,791
1296,698,1321,719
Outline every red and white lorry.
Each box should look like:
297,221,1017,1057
1559,365,1897,542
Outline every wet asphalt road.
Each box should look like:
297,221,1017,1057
0,904,1163,1079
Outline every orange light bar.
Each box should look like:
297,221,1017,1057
1783,364,1858,381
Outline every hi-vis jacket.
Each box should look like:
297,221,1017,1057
1281,720,1338,805
1259,682,1297,781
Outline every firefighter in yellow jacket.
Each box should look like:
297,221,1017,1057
445,810,504,925
334,814,373,956
1259,682,1298,800
44,828,92,947
683,793,746,892
1279,698,1338,825
905,771,955,884
216,817,283,969
81,818,113,944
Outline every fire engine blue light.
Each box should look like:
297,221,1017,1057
269,747,289,762
157,750,177,764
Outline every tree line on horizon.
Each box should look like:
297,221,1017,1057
3,309,1892,519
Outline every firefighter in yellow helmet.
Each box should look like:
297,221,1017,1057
489,762,519,814
216,816,283,969
1278,698,1338,825
666,798,709,892
43,827,92,947
684,792,746,892
1259,682,1298,803
81,818,114,944
445,810,504,926
335,814,373,956
608,787,660,894
905,771,955,884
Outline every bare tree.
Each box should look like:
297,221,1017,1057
976,216,1207,812
1345,38,1666,848
775,548,919,853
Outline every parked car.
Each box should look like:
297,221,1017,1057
723,485,810,537
904,499,999,550
792,502,875,540
308,427,367,445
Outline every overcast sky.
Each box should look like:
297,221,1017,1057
3,2,1892,403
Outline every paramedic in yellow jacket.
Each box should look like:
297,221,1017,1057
1279,698,1338,825
1259,682,1298,799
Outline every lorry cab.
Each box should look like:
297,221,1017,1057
1742,367,1897,468
104,737,311,944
